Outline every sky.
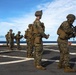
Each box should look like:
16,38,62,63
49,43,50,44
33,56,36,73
0,0,76,41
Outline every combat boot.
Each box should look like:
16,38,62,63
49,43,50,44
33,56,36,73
27,55,33,58
57,64,63,69
10,48,13,50
17,48,21,50
64,67,76,72
57,63,64,69
34,61,37,67
36,65,46,70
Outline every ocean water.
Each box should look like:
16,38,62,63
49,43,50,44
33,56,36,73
0,36,57,43
0,36,76,44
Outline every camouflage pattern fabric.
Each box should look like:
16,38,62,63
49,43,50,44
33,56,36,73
5,32,9,46
34,43,43,66
33,19,48,66
8,32,14,50
15,33,23,50
57,20,74,68
57,37,69,67
24,26,34,57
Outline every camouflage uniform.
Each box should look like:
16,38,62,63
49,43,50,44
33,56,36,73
24,24,34,58
8,29,14,50
33,10,49,70
12,33,15,48
5,32,9,46
41,22,45,32
15,31,23,50
57,14,76,72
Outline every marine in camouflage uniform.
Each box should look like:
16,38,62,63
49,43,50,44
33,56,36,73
5,32,9,46
15,31,23,50
12,33,15,48
33,10,49,70
57,14,76,72
24,24,34,58
8,29,14,50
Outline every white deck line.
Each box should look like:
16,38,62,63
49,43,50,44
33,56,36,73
0,55,76,65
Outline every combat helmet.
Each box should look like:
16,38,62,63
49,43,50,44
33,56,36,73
28,24,32,28
9,29,12,31
18,31,21,33
35,10,43,17
66,14,76,20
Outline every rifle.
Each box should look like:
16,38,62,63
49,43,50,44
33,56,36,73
72,25,76,40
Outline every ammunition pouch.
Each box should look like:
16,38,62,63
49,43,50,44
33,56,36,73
57,28,68,39
34,34,41,44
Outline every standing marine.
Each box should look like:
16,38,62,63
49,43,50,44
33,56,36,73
24,24,34,58
8,29,14,50
12,33,15,48
15,31,23,50
33,10,49,70
5,32,9,47
57,14,76,72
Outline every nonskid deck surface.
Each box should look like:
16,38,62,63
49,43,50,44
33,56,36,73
0,45,76,75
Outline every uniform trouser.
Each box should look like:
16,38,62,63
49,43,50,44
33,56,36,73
34,43,43,66
27,41,33,56
6,39,9,46
6,41,9,46
9,41,13,49
17,42,20,49
58,42,70,67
